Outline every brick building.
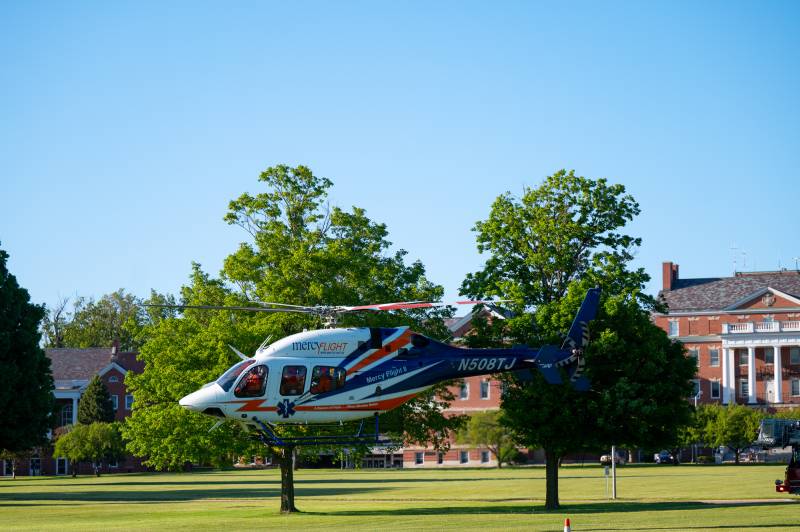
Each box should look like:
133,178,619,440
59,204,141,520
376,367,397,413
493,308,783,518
654,262,800,407
1,346,147,477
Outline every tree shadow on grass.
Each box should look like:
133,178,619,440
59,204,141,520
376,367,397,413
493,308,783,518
0,485,382,504
303,499,797,518
7,476,532,489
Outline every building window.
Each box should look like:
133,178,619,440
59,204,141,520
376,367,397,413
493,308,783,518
480,380,490,400
437,453,444,465
792,379,800,397
766,348,774,365
692,379,701,397
739,379,749,397
460,451,469,464
108,376,119,383
709,349,720,367
710,380,721,399
481,450,490,463
279,366,307,396
125,394,134,410
688,348,699,359
738,351,748,366
56,458,68,476
61,403,73,427
459,381,469,400
668,320,679,337
111,395,119,411
415,452,424,465
791,347,800,365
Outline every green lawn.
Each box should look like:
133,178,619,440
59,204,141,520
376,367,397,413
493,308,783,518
1,464,798,530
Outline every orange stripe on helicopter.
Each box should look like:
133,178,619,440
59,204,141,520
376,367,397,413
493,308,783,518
294,392,418,412
226,400,278,412
346,329,413,375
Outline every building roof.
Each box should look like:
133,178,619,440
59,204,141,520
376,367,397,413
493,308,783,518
47,348,144,382
660,270,800,312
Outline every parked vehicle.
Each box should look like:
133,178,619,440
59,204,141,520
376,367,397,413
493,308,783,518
600,454,625,465
654,450,675,464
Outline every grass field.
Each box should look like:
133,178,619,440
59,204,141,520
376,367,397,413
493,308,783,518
2,464,798,530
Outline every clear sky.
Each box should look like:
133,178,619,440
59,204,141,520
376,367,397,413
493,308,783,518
2,1,798,311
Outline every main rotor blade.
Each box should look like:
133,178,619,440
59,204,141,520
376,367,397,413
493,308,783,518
248,300,317,311
142,303,310,313
341,299,512,311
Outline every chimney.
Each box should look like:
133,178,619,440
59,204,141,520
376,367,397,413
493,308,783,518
662,262,679,291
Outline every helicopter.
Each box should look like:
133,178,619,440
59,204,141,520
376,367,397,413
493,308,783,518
158,288,600,444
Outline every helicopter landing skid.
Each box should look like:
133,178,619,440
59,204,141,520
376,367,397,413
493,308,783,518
252,414,396,447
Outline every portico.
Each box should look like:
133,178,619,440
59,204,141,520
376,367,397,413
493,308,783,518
721,321,800,405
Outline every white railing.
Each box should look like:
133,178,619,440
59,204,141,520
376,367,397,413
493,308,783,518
755,322,780,333
722,320,800,334
724,323,754,333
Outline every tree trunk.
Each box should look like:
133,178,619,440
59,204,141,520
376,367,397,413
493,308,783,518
11,459,15,480
279,445,299,513
734,449,740,465
544,449,560,510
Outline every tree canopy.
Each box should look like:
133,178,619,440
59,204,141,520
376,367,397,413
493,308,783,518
53,422,125,476
696,403,763,463
42,289,146,350
461,170,696,509
0,244,55,461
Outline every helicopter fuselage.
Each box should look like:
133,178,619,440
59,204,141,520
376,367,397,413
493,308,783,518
179,325,566,428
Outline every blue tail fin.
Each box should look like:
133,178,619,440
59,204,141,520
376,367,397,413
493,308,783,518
555,287,601,391
561,287,601,352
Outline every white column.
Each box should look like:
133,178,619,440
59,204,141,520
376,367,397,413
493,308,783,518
71,397,78,424
729,348,736,403
747,347,756,403
722,347,730,404
774,345,783,404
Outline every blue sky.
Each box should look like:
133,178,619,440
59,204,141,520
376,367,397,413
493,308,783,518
2,1,798,311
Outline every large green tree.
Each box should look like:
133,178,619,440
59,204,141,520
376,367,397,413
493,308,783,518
0,244,55,477
124,165,463,512
461,170,696,509
78,375,115,424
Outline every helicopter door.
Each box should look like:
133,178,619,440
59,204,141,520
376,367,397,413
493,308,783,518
279,365,308,397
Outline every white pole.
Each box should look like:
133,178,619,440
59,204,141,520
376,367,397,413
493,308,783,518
611,445,617,499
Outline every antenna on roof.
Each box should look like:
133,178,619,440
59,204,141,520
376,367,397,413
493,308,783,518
793,257,800,271
730,243,738,274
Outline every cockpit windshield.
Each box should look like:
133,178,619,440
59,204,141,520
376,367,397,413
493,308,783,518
217,359,256,392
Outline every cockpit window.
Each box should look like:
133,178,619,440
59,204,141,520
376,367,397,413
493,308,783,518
234,365,268,398
217,359,255,392
310,366,346,395
279,365,307,396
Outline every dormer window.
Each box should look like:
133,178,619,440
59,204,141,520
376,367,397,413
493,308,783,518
108,376,119,383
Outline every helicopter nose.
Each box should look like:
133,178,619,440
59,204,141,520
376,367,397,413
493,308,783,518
179,385,220,412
